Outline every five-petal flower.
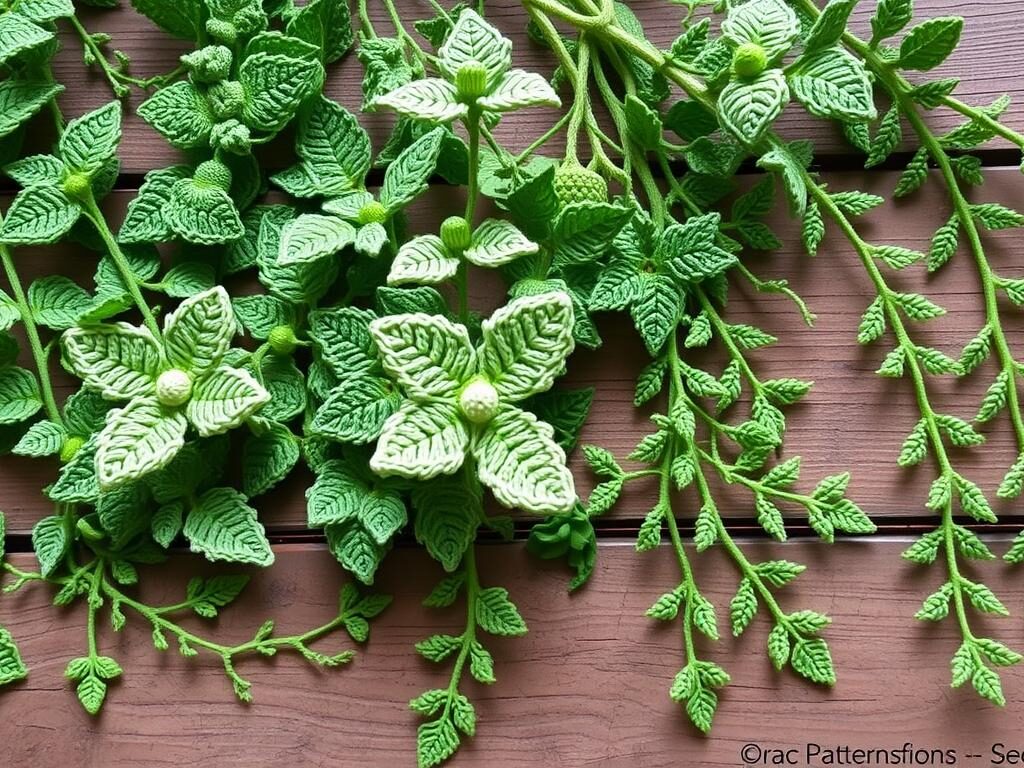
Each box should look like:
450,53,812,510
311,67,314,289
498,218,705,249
368,291,577,514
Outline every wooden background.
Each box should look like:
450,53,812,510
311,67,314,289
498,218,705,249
3,1,1024,764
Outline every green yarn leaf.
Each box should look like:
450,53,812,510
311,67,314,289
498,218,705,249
62,323,161,400
479,292,574,401
0,185,80,245
474,406,575,514
184,488,274,567
95,398,188,490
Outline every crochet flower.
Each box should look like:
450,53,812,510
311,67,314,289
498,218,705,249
62,287,269,489
387,214,538,285
368,292,577,514
715,0,875,145
374,9,560,123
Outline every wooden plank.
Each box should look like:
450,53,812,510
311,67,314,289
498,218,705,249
47,0,1024,174
2,167,1021,534
3,540,1024,765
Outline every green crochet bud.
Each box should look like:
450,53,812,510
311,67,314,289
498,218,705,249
156,369,193,407
205,18,237,44
181,45,233,83
456,60,489,101
458,376,500,424
357,200,388,225
193,159,233,191
61,172,92,202
732,42,768,79
553,163,608,205
59,435,85,463
207,79,245,120
268,325,298,355
440,216,472,252
210,119,252,155
232,5,267,35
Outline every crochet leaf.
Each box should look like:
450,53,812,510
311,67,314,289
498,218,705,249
370,401,468,479
279,213,356,265
437,9,511,83
137,82,215,149
380,127,445,212
718,70,789,146
95,398,188,489
187,366,269,436
0,186,81,245
239,52,323,132
474,406,575,514
62,323,162,400
720,0,799,59
788,48,876,122
312,377,401,444
370,314,475,400
0,80,62,139
389,235,459,285
463,219,538,268
162,286,235,375
0,627,27,687
183,488,274,566
0,367,42,423
477,69,559,112
479,292,574,400
277,95,370,196
374,79,466,124
59,101,121,175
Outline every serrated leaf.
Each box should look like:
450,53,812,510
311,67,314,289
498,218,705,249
475,587,527,636
789,47,876,122
718,70,789,146
183,488,274,567
899,17,963,71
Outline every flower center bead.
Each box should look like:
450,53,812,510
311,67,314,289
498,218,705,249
455,60,489,101
156,369,193,407
732,42,768,79
440,216,472,252
458,376,500,424
357,201,388,225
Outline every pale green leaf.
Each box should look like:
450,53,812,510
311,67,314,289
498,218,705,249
187,366,269,436
370,401,468,479
62,323,161,400
95,398,187,489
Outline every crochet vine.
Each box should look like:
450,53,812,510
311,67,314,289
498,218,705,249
0,0,1020,765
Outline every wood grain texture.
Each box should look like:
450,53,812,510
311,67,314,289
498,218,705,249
46,0,1024,174
3,541,1024,766
3,165,1021,534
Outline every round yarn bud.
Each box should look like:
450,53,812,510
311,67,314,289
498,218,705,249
732,42,768,79
268,325,299,355
357,201,388,225
181,45,232,83
458,376,500,424
440,216,472,252
156,369,193,407
193,159,233,191
456,60,489,101
553,163,608,205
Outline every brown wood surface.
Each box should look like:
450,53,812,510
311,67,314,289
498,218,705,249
3,167,1022,533
4,541,1024,766
49,0,1024,175
4,2,1024,764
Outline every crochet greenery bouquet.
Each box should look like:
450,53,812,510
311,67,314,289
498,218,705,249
0,0,1022,765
